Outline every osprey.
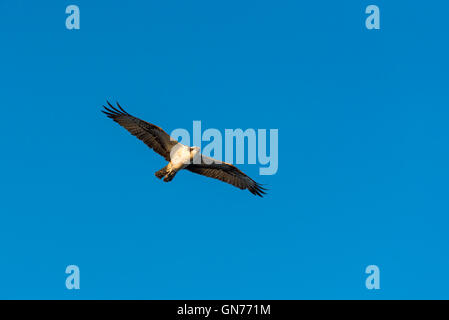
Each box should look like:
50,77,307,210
102,102,267,197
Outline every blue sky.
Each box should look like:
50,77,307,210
0,1,448,299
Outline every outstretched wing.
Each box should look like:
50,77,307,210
102,101,178,161
186,155,267,197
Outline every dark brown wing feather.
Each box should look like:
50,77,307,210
102,101,177,161
186,155,267,197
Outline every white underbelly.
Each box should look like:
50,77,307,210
170,145,191,170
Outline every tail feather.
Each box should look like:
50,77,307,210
155,166,168,179
163,171,176,182
155,165,177,182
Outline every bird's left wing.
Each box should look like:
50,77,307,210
102,101,178,161
186,155,267,197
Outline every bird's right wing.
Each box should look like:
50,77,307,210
102,101,178,161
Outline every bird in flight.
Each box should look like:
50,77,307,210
102,102,267,197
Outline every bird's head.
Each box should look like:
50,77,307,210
190,146,201,156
